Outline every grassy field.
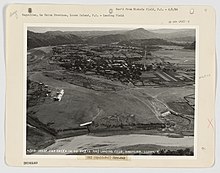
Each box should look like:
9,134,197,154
28,71,194,137
29,72,161,131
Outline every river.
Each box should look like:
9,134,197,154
35,134,194,155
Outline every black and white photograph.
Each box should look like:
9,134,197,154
26,26,196,156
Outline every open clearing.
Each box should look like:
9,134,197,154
28,72,161,131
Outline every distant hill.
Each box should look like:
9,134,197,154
87,28,159,44
87,34,128,44
27,28,195,49
65,30,126,38
27,30,83,49
167,36,195,43
86,28,195,44
124,28,158,39
119,38,178,47
151,29,195,42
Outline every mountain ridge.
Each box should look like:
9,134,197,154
27,28,195,49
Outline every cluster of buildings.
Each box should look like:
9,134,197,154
50,44,195,87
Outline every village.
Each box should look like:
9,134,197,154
50,44,195,88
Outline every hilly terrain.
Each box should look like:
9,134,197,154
124,28,158,39
87,28,159,44
151,29,196,42
27,28,195,49
87,34,128,44
27,30,83,49
63,30,126,38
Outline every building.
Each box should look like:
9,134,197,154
161,111,171,117
53,89,64,101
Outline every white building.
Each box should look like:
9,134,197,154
53,89,64,101
161,111,171,117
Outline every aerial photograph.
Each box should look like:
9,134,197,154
26,26,195,156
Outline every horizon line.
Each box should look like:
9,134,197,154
27,27,194,34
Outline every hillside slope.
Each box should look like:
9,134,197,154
27,30,83,49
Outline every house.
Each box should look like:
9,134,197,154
53,89,64,101
80,121,93,133
161,111,171,117
80,121,93,127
